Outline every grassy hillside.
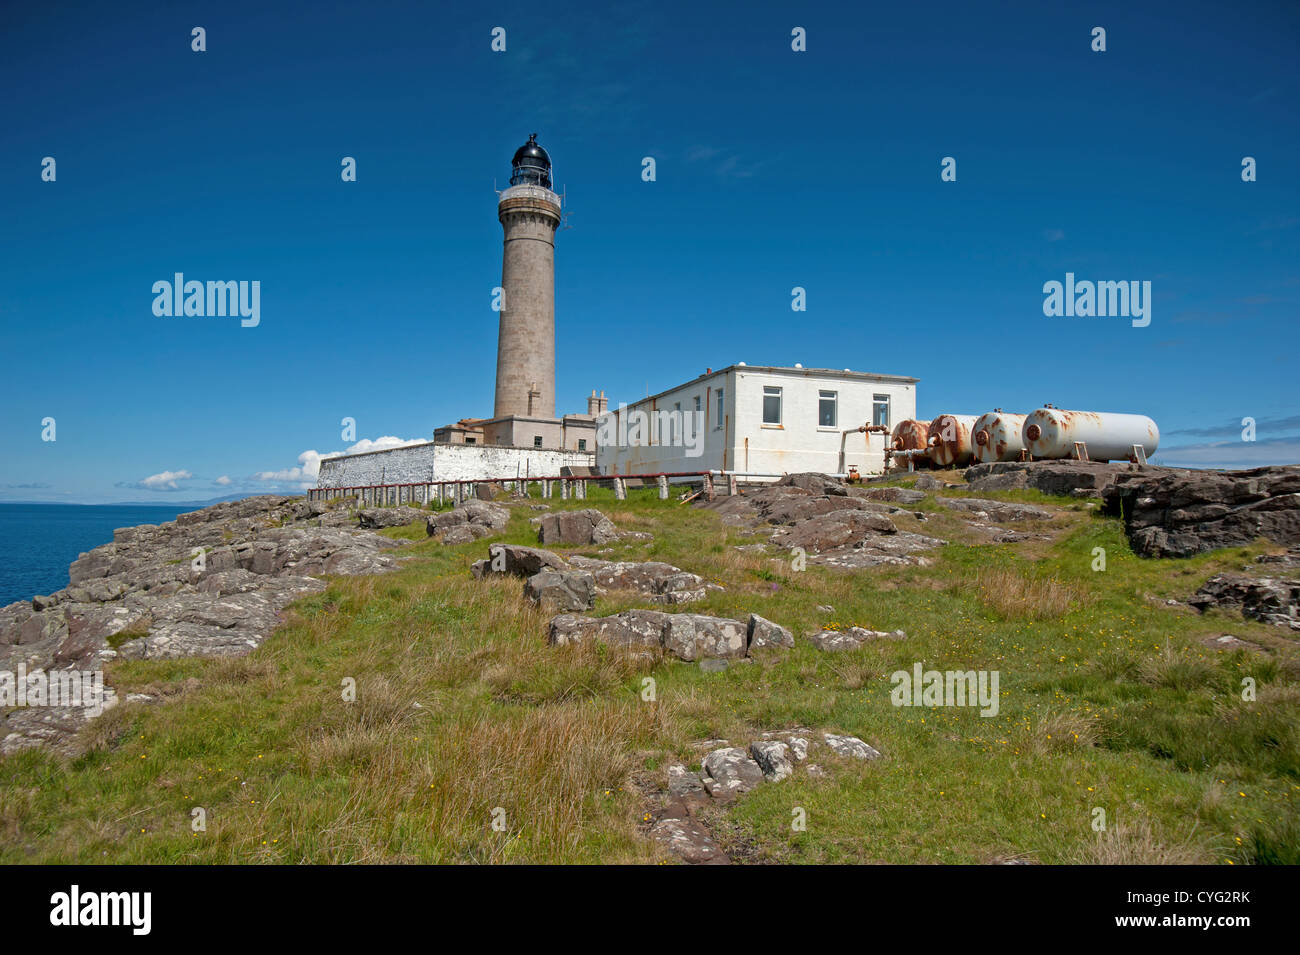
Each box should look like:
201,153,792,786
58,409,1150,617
2,478,1297,864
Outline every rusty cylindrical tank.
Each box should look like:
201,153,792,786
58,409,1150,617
1022,408,1159,462
891,419,930,453
926,414,979,468
971,411,1028,464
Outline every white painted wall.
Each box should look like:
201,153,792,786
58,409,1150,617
595,366,917,478
316,441,593,488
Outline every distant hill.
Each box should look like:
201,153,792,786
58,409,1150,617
100,492,288,508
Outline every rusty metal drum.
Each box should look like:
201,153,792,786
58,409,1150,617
972,412,1028,463
890,419,930,453
927,414,979,467
1022,408,1159,462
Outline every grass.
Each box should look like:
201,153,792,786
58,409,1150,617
1,478,1297,864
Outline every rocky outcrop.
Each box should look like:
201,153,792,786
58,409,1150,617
567,556,719,605
1189,573,1300,630
1102,466,1300,558
471,544,569,579
963,460,1141,497
523,570,596,612
473,545,721,605
549,609,778,661
650,727,882,862
0,495,406,755
747,613,794,650
536,508,620,545
708,476,945,569
808,627,906,651
426,501,510,544
358,506,426,529
938,498,1053,523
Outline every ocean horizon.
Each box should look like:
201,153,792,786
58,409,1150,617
0,502,195,606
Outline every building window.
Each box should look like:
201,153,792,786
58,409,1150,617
465,437,476,445
533,435,543,448
819,390,838,427
715,388,724,430
577,439,587,451
873,394,891,429
762,386,782,425
694,395,701,412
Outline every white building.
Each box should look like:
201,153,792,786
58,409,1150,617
596,365,918,478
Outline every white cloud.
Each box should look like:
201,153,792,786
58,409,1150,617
214,475,232,486
139,469,193,490
253,438,424,487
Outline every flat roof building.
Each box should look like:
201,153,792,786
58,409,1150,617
596,364,918,478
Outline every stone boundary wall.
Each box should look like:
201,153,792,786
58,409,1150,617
315,441,594,488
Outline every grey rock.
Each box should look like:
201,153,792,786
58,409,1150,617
939,498,1053,522
357,506,426,529
1188,573,1300,630
823,733,882,760
536,508,620,545
524,570,597,611
663,614,748,662
808,626,905,651
747,613,794,650
1103,465,1300,558
701,746,765,798
748,740,794,782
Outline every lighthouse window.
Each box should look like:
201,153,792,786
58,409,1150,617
819,390,838,427
762,386,783,425
873,394,891,429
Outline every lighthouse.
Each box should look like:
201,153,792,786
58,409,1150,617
493,133,561,420
430,135,602,454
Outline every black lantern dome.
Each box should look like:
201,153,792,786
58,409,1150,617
510,133,552,189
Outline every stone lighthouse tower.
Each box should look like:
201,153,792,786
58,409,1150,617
494,134,561,420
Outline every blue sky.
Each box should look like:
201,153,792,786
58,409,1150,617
1,0,1297,502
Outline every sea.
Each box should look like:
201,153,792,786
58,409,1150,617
0,503,194,607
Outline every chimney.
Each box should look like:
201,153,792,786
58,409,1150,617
588,390,608,415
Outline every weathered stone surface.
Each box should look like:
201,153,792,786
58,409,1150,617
1188,573,1300,630
823,733,882,760
939,498,1052,522
566,556,719,604
426,501,509,541
524,570,596,611
649,808,728,864
776,509,899,552
547,609,669,651
855,486,926,505
701,747,765,797
440,524,489,545
749,740,794,782
964,460,1138,496
747,613,794,650
774,472,848,496
536,508,620,545
479,544,571,578
808,627,905,651
357,506,426,529
1103,466,1300,558
548,610,772,661
663,614,748,661
709,478,944,569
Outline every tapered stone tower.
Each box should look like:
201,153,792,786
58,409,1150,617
493,134,561,420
